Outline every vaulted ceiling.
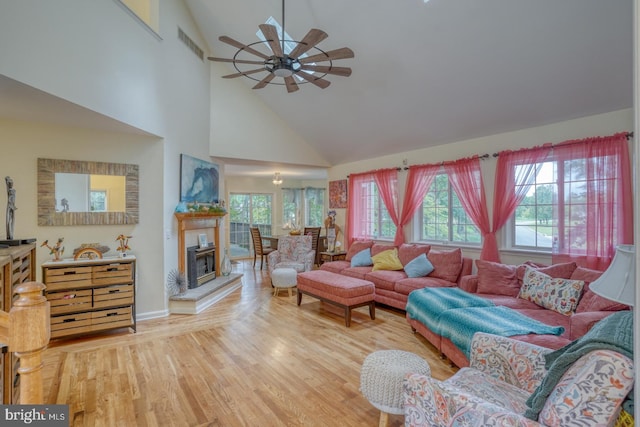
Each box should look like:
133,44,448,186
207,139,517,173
187,0,633,176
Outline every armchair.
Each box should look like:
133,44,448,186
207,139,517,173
403,332,634,426
267,235,315,275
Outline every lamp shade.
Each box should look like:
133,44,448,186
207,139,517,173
589,245,635,307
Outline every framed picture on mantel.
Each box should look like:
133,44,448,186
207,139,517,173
180,154,219,204
198,233,208,248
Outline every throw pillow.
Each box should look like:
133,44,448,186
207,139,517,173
345,240,374,261
518,266,585,316
371,243,396,257
398,243,431,266
404,253,434,278
475,259,519,297
350,248,373,267
371,248,404,271
427,248,463,282
573,267,629,312
516,261,578,284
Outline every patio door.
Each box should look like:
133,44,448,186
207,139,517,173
229,193,272,258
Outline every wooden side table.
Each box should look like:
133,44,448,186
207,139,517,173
319,251,347,264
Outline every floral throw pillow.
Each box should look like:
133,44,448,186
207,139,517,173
518,266,585,316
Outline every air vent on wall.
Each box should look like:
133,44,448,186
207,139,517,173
178,27,204,60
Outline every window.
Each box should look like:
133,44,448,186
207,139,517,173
282,188,302,228
358,180,396,240
229,193,273,258
419,174,481,244
304,188,325,227
512,153,625,253
281,188,325,228
513,161,556,249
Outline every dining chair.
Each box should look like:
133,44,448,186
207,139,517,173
303,227,322,266
250,227,275,269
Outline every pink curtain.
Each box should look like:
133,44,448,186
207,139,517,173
347,171,374,245
489,145,552,262
396,164,440,245
373,168,400,244
347,168,400,245
551,133,632,269
442,157,492,260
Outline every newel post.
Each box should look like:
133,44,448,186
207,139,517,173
9,281,50,404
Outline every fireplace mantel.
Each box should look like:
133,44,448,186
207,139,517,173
175,212,227,275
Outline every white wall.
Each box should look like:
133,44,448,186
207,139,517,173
209,62,330,167
0,118,163,316
328,108,634,266
0,0,214,318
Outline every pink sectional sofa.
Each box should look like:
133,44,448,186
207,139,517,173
407,259,631,367
319,240,472,310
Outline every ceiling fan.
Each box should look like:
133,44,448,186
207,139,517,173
207,0,354,93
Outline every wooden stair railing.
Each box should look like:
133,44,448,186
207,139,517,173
0,282,50,404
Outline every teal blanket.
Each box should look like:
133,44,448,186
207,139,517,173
406,287,494,335
524,311,634,420
437,306,565,359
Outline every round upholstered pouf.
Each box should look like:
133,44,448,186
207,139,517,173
360,350,431,423
271,267,298,297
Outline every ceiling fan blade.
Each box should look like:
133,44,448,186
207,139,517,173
222,68,266,79
253,73,276,89
207,57,266,65
299,65,352,77
219,35,270,60
296,72,331,89
258,24,284,58
288,28,328,58
284,76,299,93
298,47,355,64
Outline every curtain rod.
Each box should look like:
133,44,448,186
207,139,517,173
492,131,633,158
347,153,491,177
403,153,490,170
347,167,401,178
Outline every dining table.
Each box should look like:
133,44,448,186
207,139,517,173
266,234,328,252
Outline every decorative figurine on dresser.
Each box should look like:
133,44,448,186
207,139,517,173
5,176,15,241
0,176,35,247
40,238,65,261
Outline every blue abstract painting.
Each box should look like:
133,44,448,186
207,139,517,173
180,154,219,203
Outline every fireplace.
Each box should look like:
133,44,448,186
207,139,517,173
186,245,216,288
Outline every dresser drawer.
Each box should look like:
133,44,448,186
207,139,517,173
44,266,93,291
47,289,92,315
91,307,132,331
50,312,92,338
92,263,133,285
93,284,134,309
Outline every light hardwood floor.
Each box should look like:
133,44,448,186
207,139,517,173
41,261,458,426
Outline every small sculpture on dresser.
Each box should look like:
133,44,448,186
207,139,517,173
116,234,132,257
41,238,65,261
5,176,16,240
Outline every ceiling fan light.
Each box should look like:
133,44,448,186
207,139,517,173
273,67,293,77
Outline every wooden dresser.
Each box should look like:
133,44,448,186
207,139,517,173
0,243,36,404
41,256,136,339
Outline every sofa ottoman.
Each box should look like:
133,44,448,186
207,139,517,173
297,270,375,327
